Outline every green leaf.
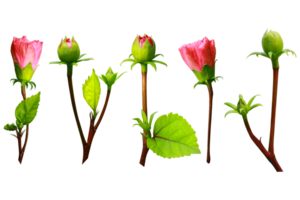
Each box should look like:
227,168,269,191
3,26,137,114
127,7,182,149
152,60,167,67
4,123,17,131
247,52,269,58
129,53,133,58
49,61,63,65
79,53,87,59
120,58,136,66
247,94,263,108
223,109,240,119
15,92,41,125
147,113,200,158
130,108,159,139
77,58,94,63
153,54,164,59
249,103,266,114
99,66,130,90
131,62,138,70
194,81,206,88
139,108,148,122
82,69,101,113
221,101,237,110
145,61,157,71
277,49,297,57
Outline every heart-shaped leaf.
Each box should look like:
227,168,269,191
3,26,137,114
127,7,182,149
147,113,200,158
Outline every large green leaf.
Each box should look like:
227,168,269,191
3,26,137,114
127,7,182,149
147,113,200,158
82,69,101,112
15,92,41,125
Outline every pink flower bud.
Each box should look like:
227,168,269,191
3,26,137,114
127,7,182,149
11,36,43,81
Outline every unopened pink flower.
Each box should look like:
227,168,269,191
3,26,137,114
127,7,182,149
177,36,218,72
139,35,153,47
9,35,45,71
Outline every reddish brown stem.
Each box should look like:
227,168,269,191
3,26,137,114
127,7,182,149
140,72,149,166
243,118,282,172
268,68,279,155
204,84,215,164
65,65,87,146
18,86,28,164
82,116,95,163
83,90,112,164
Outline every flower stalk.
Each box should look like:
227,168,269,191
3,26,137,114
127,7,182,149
268,68,279,154
242,118,286,173
80,89,113,166
17,85,31,165
65,64,87,146
204,84,215,164
138,64,149,168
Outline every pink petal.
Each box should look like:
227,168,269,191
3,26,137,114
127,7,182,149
31,40,43,70
138,35,153,47
11,37,33,69
65,38,72,49
179,42,202,71
198,38,214,67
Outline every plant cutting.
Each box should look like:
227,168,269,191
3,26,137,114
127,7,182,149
222,27,298,173
133,111,200,159
4,36,43,163
50,37,125,163
2,28,298,173
221,93,285,173
119,33,169,168
179,37,222,163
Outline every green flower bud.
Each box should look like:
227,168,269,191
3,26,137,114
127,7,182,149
57,36,80,63
237,95,248,117
105,67,115,82
14,62,36,82
132,34,156,62
262,30,283,54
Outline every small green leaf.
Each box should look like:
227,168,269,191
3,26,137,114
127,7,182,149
133,118,147,131
49,61,63,65
120,58,136,66
79,53,87,59
116,72,127,81
152,60,167,67
247,52,269,58
147,113,200,158
15,92,41,125
153,54,164,59
4,123,17,131
131,62,138,70
82,69,101,113
247,94,263,108
149,112,158,127
129,53,133,58
141,110,148,124
145,61,157,71
249,103,266,114
223,109,239,119
277,49,297,57
221,101,237,110
77,58,94,63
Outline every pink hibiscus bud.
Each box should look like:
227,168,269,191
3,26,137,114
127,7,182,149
179,37,216,83
11,36,43,82
132,34,156,62
57,36,80,63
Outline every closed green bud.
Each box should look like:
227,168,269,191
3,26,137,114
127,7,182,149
262,30,283,54
132,34,156,62
58,36,80,63
105,67,115,82
237,95,248,116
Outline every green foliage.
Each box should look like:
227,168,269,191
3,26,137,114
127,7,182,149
133,112,200,158
221,93,266,120
99,67,126,90
80,68,103,110
2,90,43,132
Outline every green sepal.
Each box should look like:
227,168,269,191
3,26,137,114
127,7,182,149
224,110,239,117
153,54,164,59
99,67,126,90
192,59,217,84
277,49,297,58
132,118,148,131
244,51,269,60
14,62,36,82
121,53,167,72
141,110,148,124
193,76,223,88
118,53,137,68
16,120,24,130
10,79,36,90
77,58,94,63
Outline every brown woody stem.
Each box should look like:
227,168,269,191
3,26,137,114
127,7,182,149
82,90,112,164
243,118,283,172
206,83,213,163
